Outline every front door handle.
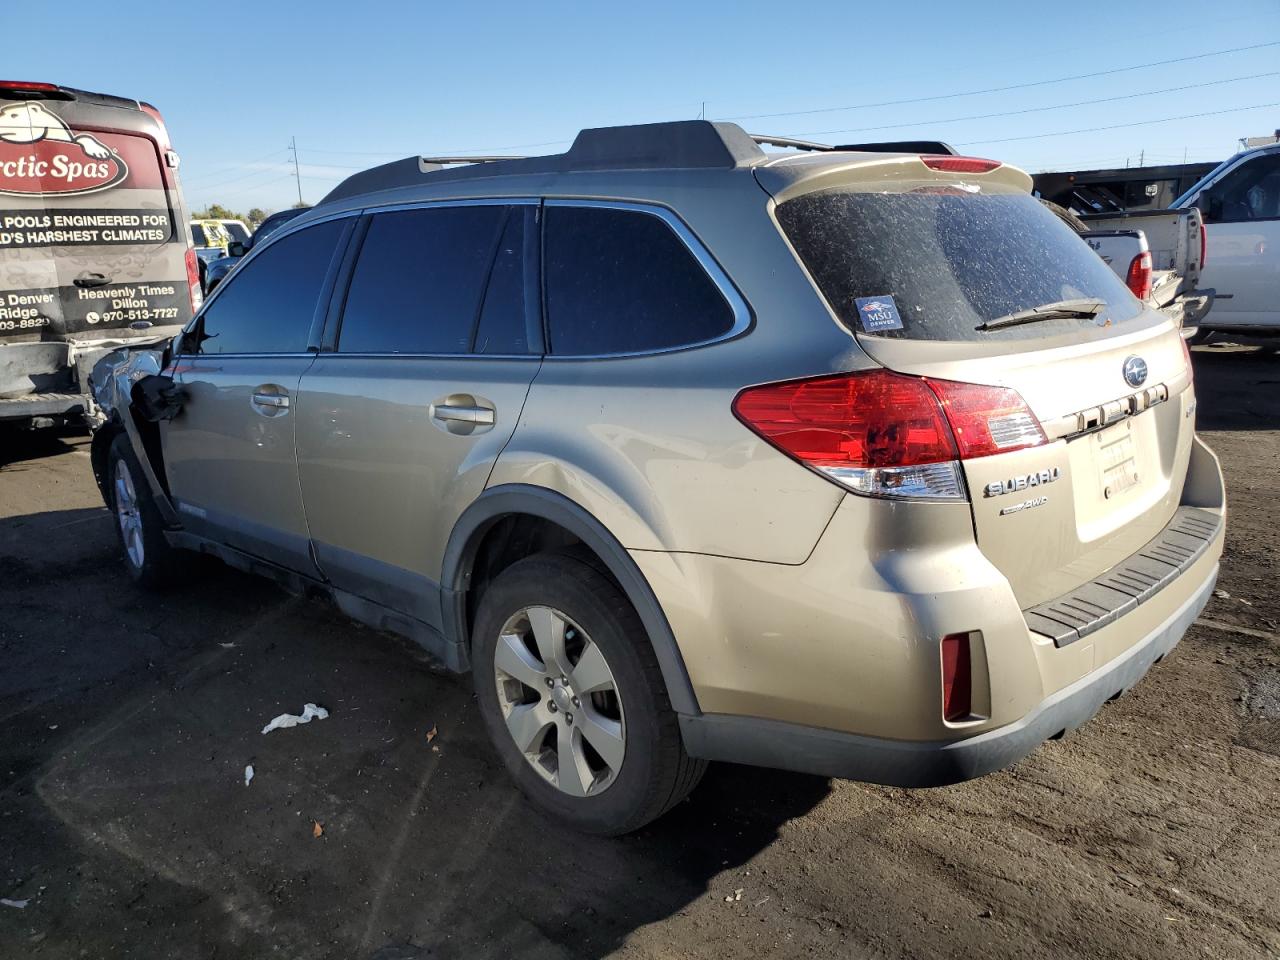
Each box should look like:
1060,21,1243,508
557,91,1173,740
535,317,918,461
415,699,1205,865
251,385,291,417
432,403,494,425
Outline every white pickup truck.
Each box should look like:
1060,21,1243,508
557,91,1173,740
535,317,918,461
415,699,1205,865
1079,141,1280,340
1076,205,1212,327
1172,141,1280,339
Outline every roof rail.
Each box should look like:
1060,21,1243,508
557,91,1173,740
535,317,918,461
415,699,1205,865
318,123,963,206
321,120,766,204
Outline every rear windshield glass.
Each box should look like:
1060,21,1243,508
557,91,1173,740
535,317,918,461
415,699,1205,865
776,187,1143,342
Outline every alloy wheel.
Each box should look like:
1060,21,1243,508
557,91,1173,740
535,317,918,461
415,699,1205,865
493,605,626,797
113,459,144,569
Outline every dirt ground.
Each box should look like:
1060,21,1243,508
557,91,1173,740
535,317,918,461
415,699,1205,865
1,344,1277,960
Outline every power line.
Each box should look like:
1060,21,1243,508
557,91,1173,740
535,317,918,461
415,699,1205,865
180,148,290,185
788,70,1280,139
717,40,1280,123
957,100,1280,146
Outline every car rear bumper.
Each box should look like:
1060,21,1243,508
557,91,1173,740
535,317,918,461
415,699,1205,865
680,557,1218,786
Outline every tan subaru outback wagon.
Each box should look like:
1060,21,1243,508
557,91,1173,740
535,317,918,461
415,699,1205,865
91,121,1226,834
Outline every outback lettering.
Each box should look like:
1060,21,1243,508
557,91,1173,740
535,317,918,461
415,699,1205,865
984,466,1062,498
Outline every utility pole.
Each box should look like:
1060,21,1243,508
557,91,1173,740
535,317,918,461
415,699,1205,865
1139,149,1144,167
289,136,304,206
699,101,706,120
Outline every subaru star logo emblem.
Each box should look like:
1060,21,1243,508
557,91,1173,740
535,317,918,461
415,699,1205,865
1123,355,1148,388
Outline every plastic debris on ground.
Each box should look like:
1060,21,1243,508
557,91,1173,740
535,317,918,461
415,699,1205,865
312,820,324,838
244,765,254,786
261,703,329,735
1,899,29,909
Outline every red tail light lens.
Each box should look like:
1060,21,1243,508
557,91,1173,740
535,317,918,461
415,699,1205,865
1199,222,1207,269
733,370,1044,500
1125,250,1153,300
925,378,1047,459
185,247,203,313
921,155,1001,174
941,633,972,722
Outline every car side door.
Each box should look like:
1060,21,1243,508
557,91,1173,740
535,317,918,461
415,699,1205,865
294,200,541,630
1196,151,1280,327
163,215,354,574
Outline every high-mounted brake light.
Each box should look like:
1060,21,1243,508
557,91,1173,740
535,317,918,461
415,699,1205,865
940,633,973,722
921,155,1002,174
732,370,1045,500
185,247,203,314
0,80,58,92
1125,250,1153,300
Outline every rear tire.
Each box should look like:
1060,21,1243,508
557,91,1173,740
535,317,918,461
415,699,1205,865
106,432,183,589
472,552,706,835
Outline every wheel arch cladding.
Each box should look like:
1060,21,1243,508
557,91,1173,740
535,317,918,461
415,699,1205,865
442,484,701,717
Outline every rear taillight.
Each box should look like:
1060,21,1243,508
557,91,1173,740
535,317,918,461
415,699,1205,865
1199,222,1207,269
1125,251,1153,300
940,633,972,722
921,155,1001,174
732,370,1045,500
185,247,203,313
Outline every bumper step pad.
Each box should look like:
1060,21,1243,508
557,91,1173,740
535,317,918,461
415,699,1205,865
1025,506,1222,648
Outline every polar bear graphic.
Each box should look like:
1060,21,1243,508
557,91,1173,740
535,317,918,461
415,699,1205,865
0,101,111,159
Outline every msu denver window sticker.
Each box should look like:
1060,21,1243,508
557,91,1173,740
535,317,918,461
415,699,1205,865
854,295,904,333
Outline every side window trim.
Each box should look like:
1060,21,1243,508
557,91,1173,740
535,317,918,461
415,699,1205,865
322,197,542,360
177,210,360,358
540,199,753,359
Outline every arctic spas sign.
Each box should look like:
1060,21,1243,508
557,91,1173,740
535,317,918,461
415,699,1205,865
0,101,128,197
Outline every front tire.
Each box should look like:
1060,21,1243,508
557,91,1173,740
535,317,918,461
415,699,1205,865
106,432,183,589
472,552,705,835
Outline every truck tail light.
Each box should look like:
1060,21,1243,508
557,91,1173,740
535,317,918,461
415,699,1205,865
941,633,973,722
921,155,1002,174
732,370,1044,500
1125,251,1153,300
185,247,203,313
1199,222,1207,269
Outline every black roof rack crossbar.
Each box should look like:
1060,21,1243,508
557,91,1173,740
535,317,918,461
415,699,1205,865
418,155,528,165
749,134,834,152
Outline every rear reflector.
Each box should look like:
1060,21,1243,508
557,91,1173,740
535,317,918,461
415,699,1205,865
921,155,1001,174
1125,251,1153,300
185,247,203,313
941,633,972,722
733,370,1045,500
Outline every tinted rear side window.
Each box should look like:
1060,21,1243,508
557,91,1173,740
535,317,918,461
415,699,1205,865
193,219,344,354
338,205,505,354
777,189,1142,342
543,206,734,355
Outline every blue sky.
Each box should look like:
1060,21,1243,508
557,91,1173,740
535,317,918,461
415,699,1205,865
9,0,1279,213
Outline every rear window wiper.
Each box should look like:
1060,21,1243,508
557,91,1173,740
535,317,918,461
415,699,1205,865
975,298,1106,331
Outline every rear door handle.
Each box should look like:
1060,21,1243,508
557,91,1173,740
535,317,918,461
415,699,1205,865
432,404,493,425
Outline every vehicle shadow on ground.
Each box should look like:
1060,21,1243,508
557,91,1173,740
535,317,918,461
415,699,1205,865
19,550,831,960
1191,344,1280,432
0,423,87,468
